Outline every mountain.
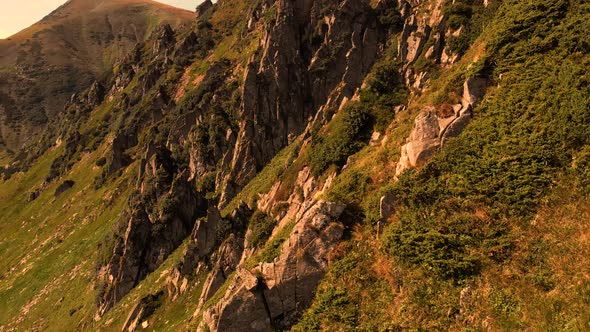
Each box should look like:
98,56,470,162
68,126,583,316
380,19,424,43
0,0,193,151
1,0,590,331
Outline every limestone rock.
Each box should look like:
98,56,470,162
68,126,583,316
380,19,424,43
200,201,345,332
396,76,488,175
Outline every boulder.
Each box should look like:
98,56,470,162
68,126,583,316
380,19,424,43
462,76,488,109
396,110,441,175
396,76,488,175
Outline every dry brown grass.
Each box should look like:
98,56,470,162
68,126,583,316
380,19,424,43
446,182,590,331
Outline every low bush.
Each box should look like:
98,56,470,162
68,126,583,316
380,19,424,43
248,210,275,248
256,220,296,264
382,212,480,280
308,102,372,176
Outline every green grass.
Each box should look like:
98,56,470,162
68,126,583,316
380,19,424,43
253,219,297,265
0,141,134,331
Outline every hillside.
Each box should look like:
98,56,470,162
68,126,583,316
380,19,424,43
1,0,590,331
0,0,193,152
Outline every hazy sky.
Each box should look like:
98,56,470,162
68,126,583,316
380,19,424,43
0,1,201,39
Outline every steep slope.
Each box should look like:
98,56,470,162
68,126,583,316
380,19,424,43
1,0,590,331
0,0,193,152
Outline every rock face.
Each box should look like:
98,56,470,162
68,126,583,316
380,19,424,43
395,0,468,88
217,0,386,206
96,145,206,316
396,77,488,175
121,291,163,332
199,201,345,332
191,161,344,331
166,203,251,301
196,234,245,309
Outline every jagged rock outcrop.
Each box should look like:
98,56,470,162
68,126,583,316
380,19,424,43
396,0,467,88
167,203,252,300
105,129,138,177
96,145,205,316
199,201,345,332
194,162,343,331
396,76,488,175
217,0,388,206
196,234,245,309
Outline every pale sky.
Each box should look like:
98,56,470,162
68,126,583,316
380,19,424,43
0,1,202,39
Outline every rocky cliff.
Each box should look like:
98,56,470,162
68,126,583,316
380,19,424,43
2,0,590,331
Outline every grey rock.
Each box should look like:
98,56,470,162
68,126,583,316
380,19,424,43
462,76,488,108
96,146,204,316
54,180,75,197
217,0,385,207
200,201,346,332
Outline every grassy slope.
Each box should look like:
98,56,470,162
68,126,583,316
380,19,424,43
294,0,590,330
0,119,135,330
0,0,276,330
0,0,193,70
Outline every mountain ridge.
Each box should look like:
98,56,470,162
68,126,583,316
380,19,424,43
0,0,193,152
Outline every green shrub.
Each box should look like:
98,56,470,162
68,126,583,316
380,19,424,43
382,213,480,280
308,102,372,176
573,147,590,195
378,7,404,33
248,210,275,248
196,172,217,194
292,286,358,332
256,220,296,264
95,157,107,167
446,1,501,56
490,288,523,329
362,59,408,131
445,2,473,30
